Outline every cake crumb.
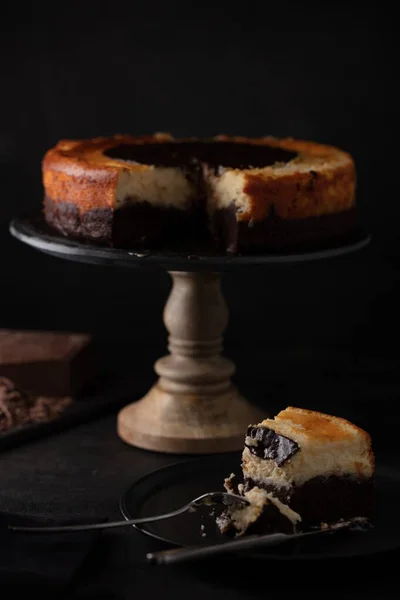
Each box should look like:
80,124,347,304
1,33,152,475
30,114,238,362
223,473,239,495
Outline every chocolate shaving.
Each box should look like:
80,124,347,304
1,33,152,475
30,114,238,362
0,376,72,432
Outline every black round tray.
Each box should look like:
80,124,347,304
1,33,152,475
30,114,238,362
10,214,370,272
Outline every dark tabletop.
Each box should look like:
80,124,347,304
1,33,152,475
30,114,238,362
0,401,398,600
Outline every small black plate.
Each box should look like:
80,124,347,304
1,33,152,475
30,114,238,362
119,453,400,560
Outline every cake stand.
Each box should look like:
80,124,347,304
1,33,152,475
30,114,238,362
9,215,370,454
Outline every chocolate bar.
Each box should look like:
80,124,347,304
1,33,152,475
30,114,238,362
0,329,95,398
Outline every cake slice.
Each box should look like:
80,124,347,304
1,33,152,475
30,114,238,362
217,407,375,536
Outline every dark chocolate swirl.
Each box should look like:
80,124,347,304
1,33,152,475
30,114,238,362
245,426,299,466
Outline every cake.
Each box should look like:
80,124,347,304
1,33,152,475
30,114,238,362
217,407,375,536
42,133,357,253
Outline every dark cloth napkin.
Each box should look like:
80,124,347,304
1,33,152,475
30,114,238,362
0,511,107,598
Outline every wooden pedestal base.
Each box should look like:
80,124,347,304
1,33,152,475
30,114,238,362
117,271,263,454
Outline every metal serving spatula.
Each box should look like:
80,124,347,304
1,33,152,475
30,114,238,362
146,517,371,565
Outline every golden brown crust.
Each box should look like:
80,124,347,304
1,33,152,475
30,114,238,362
242,163,354,221
42,134,173,212
42,133,356,219
276,406,374,467
213,135,355,221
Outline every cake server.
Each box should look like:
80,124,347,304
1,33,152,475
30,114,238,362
7,492,249,533
146,518,370,565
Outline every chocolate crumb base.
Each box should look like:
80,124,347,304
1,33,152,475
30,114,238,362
44,196,358,254
243,474,376,526
44,197,112,243
212,205,358,253
44,196,211,251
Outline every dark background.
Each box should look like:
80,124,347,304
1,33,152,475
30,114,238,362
1,2,399,449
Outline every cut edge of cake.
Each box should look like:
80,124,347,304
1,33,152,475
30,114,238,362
216,407,375,537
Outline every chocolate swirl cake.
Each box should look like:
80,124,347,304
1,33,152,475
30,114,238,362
217,407,375,536
42,133,357,253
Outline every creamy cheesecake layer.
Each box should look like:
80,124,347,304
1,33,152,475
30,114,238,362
115,168,195,210
242,444,373,488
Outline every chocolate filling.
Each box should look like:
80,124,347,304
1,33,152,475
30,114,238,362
243,475,376,526
103,141,297,170
245,426,300,466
